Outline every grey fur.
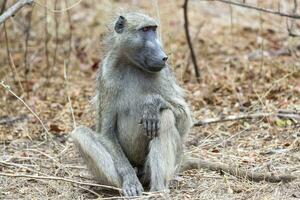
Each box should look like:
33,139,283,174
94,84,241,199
71,12,192,196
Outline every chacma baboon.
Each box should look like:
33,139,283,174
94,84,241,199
71,12,296,197
71,12,192,196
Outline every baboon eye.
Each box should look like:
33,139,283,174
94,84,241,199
141,26,157,32
142,26,151,32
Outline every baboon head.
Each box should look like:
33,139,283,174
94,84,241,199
113,12,168,73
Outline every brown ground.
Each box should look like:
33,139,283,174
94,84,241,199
0,0,299,199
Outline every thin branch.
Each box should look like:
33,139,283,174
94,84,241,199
0,0,7,14
63,0,76,129
52,0,60,70
0,115,27,125
182,157,297,183
0,0,33,24
24,5,33,95
34,0,82,13
185,22,204,75
44,2,50,74
286,0,300,37
0,81,52,140
65,0,72,64
0,172,162,197
4,22,24,93
278,109,300,115
0,160,48,176
183,0,200,82
0,172,121,192
64,60,77,129
77,185,101,198
259,11,265,75
194,112,300,126
212,0,300,19
47,0,60,86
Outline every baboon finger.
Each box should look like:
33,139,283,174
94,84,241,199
128,188,134,197
151,121,156,137
154,121,159,136
131,187,138,196
147,120,152,138
137,187,143,196
144,120,148,135
122,189,129,196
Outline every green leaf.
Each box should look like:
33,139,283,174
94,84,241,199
275,119,292,127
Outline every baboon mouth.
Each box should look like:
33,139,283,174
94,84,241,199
148,67,164,72
144,60,164,72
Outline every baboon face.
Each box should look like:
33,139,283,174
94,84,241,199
114,14,168,73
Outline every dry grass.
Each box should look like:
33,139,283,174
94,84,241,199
0,0,299,199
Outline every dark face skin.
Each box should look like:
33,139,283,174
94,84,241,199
132,26,168,73
114,16,168,73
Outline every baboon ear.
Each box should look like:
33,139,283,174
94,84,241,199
114,16,126,34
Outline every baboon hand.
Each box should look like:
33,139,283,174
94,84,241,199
141,101,161,139
122,176,144,196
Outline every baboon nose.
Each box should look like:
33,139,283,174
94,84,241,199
162,56,168,62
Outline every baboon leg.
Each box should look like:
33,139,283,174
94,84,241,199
71,126,121,187
144,110,181,191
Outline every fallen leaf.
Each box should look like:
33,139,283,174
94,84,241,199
49,124,64,133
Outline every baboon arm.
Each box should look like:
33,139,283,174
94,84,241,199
164,99,192,137
181,157,297,183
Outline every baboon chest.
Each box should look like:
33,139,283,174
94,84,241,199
115,79,160,165
104,68,171,164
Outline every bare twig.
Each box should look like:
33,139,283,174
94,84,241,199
0,172,121,192
278,109,300,115
34,0,82,13
77,185,100,197
62,0,75,129
3,22,24,93
287,0,300,37
183,0,200,82
0,0,7,14
185,22,204,75
259,11,265,75
0,81,52,140
0,172,163,197
52,0,60,70
194,112,300,126
211,0,300,19
65,0,72,65
24,5,33,95
0,0,33,24
44,2,50,74
0,160,48,176
246,48,291,61
64,60,77,129
0,115,27,125
181,157,297,183
46,0,60,86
